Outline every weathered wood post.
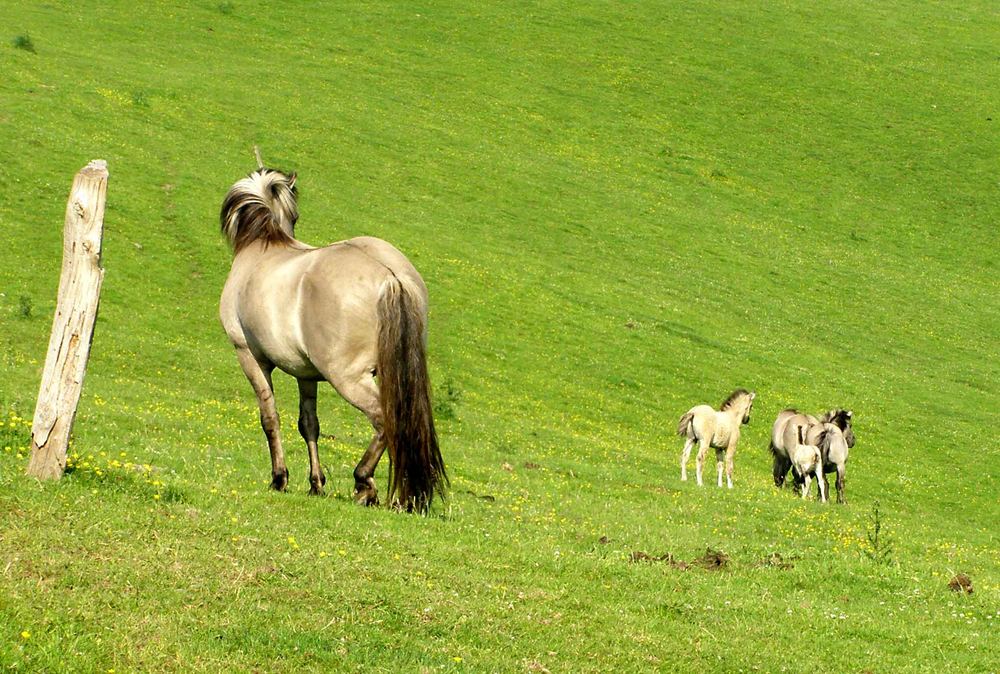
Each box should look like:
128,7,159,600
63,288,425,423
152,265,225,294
26,160,108,480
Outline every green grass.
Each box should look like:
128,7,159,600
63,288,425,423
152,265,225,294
1,1,997,671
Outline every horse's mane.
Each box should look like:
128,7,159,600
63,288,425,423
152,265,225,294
820,408,851,429
720,388,752,411
220,168,299,253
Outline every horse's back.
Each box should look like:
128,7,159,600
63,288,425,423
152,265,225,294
683,405,727,445
778,413,817,457
222,237,424,379
811,422,849,469
770,409,799,456
338,236,427,298
294,238,427,372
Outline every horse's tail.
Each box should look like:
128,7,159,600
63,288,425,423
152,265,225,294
677,412,694,438
376,275,447,513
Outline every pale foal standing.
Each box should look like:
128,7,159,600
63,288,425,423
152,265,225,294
789,426,826,501
678,389,756,488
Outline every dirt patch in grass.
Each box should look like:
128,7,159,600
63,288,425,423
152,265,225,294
628,547,730,571
692,548,730,570
948,573,973,594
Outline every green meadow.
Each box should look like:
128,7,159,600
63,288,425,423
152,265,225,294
1,1,997,671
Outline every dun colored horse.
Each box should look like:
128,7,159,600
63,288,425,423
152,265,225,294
219,164,446,512
678,389,756,488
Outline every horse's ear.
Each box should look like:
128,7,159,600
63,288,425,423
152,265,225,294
287,172,297,190
846,410,852,419
750,391,757,400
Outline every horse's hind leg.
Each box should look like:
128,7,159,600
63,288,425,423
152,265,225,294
680,438,694,481
353,431,386,506
836,466,846,504
322,368,384,506
235,347,288,491
772,453,790,488
715,448,725,488
297,379,325,496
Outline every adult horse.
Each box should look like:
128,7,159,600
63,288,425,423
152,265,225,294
219,164,446,512
678,389,756,488
810,422,851,503
770,408,854,501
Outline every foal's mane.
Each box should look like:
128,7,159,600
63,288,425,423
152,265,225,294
220,168,299,253
720,388,751,411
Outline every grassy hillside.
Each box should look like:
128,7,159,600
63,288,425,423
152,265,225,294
1,1,997,671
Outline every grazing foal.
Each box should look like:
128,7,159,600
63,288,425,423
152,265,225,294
678,389,756,488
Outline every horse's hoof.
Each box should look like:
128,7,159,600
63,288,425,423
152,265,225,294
352,476,378,506
270,472,289,492
353,490,379,507
309,472,326,496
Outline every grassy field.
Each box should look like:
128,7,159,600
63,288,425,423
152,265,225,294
1,1,998,671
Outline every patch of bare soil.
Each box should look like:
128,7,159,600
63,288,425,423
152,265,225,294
692,548,730,570
948,573,973,594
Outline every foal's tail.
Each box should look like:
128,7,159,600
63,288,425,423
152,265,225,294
677,412,695,438
376,275,447,513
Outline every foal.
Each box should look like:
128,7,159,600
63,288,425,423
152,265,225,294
678,389,756,488
790,426,826,501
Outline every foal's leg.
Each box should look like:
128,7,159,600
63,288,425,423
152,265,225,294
791,466,805,492
815,465,827,503
724,444,737,489
715,448,725,488
296,379,325,496
819,473,832,502
235,347,288,491
695,438,711,487
680,438,694,481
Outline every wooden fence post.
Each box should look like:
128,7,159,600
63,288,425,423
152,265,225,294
26,160,108,480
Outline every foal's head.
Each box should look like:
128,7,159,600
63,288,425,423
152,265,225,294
721,389,756,425
221,168,299,253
